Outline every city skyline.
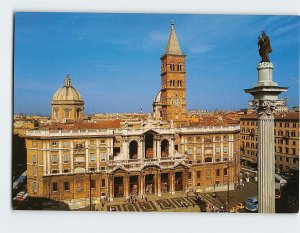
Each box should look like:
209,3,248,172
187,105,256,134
14,13,299,115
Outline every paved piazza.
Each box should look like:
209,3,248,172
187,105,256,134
102,193,202,212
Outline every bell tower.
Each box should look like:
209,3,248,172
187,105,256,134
160,21,186,124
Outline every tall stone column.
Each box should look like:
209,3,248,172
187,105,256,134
245,33,287,213
255,100,277,212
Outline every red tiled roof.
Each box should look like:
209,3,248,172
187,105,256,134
240,112,299,120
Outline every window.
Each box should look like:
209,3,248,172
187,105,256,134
197,171,201,179
32,155,37,164
188,172,192,180
205,157,212,163
90,153,96,162
91,180,96,189
196,147,201,155
90,140,95,146
101,179,106,188
100,140,105,144
223,146,228,154
64,109,70,119
89,168,95,172
177,63,182,71
75,180,83,191
52,182,58,192
63,141,69,147
51,141,58,147
63,154,69,163
216,169,220,177
187,148,193,155
52,155,57,164
285,148,289,154
63,169,69,173
32,181,37,193
52,169,58,174
224,135,229,141
33,168,37,176
215,147,221,154
224,168,228,176
170,64,175,71
100,153,106,161
64,182,70,191
32,141,37,148
292,148,296,155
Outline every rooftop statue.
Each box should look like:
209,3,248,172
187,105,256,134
258,31,272,63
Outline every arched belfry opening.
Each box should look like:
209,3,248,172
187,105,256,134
161,139,169,157
129,141,138,159
145,132,154,159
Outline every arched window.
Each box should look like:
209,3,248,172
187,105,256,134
161,139,169,158
170,64,175,71
177,63,182,71
129,141,138,159
76,109,81,118
145,133,154,159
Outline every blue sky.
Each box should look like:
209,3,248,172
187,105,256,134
14,13,299,115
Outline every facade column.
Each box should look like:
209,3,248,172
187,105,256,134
124,173,129,198
138,138,144,161
170,137,175,157
96,139,100,172
154,174,157,195
122,137,129,160
170,171,175,194
139,173,145,198
47,150,50,175
58,141,62,174
42,142,47,175
153,138,157,158
157,140,161,159
70,141,74,173
157,172,162,196
109,175,114,201
183,169,188,193
85,141,89,172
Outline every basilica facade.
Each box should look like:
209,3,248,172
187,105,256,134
25,23,240,209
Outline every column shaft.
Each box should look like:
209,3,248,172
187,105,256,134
258,117,275,213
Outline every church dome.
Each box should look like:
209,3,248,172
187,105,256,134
52,75,83,103
153,91,162,103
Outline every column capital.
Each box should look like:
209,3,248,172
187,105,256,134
252,100,277,119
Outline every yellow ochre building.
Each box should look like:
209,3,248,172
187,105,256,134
25,22,241,209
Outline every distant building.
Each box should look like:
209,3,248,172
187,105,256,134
240,112,299,173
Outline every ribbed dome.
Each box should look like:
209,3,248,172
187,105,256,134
52,75,83,102
154,91,161,103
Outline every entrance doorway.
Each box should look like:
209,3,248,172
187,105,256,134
161,173,169,193
145,174,154,194
175,172,183,191
114,176,124,197
129,176,138,196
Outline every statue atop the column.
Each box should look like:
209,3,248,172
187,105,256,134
258,31,272,63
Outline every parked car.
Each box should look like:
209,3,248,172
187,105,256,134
230,206,239,213
235,202,245,209
13,191,27,201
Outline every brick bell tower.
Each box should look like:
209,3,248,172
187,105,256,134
160,21,186,124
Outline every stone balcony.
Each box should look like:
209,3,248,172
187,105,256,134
107,154,188,172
